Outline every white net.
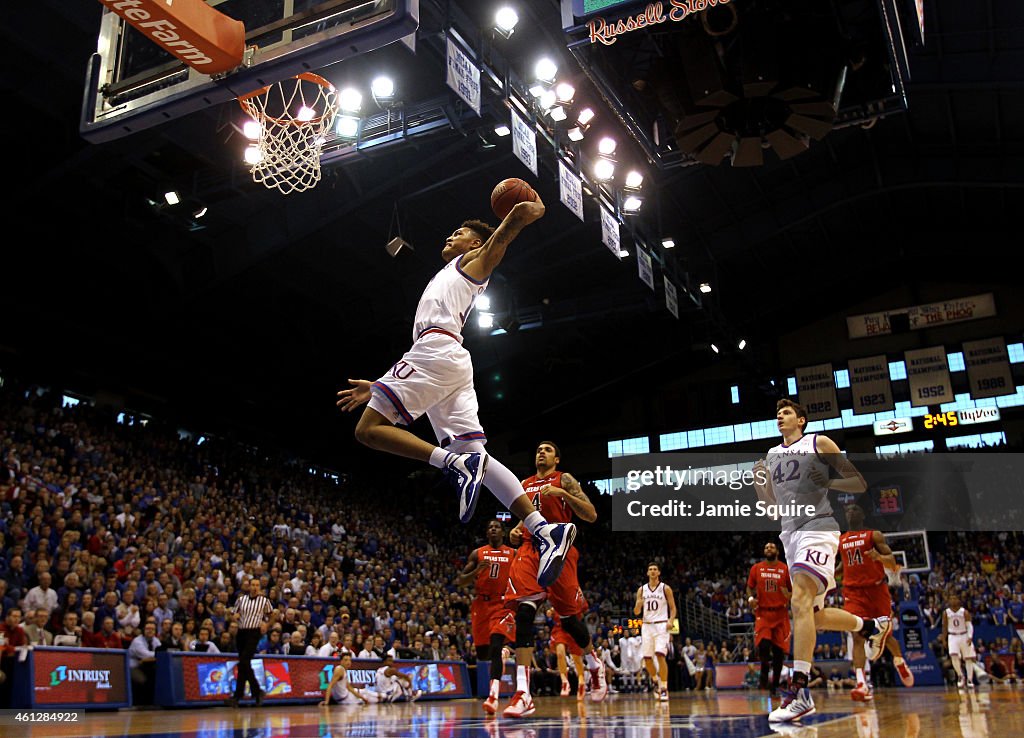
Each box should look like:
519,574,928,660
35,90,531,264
239,73,339,195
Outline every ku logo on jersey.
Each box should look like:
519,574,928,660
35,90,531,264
804,549,830,566
391,361,416,379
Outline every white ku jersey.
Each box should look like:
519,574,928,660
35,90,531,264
642,582,669,624
946,607,968,634
413,254,489,341
376,666,398,693
766,432,836,533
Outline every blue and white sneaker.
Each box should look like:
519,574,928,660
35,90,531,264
444,451,488,523
534,522,576,587
768,686,815,723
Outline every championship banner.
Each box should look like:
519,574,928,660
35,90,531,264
795,363,840,420
445,36,481,116
637,248,655,291
847,293,996,339
664,276,679,319
848,355,894,415
963,337,1015,399
600,203,620,258
558,158,585,221
510,109,538,176
905,346,954,407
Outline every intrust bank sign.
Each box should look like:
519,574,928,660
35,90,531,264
587,0,734,46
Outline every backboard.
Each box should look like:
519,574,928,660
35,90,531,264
81,0,419,142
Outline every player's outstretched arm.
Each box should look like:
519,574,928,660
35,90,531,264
336,379,372,412
321,666,343,706
812,435,867,493
460,196,546,281
455,549,482,587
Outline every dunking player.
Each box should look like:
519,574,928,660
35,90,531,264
456,519,516,711
502,441,608,717
840,503,914,701
547,607,587,700
746,542,791,696
336,196,574,589
943,591,989,689
753,399,892,723
634,562,677,702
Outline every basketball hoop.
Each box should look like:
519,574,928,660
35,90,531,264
238,73,339,195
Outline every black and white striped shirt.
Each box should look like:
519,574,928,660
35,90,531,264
233,594,272,630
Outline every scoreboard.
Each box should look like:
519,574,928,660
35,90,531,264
872,408,1001,436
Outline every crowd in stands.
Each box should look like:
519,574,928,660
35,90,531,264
2,382,1024,706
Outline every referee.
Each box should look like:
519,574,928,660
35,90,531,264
228,577,272,708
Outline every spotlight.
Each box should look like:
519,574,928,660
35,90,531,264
163,191,180,205
549,106,567,122
567,127,585,142
478,312,495,329
495,7,519,37
296,106,315,123
539,89,557,111
477,295,491,311
338,87,362,113
593,158,615,180
555,82,575,103
494,124,511,137
193,206,208,219
371,75,395,100
699,282,712,294
711,343,720,354
738,339,747,350
336,115,360,138
242,119,261,140
623,196,642,213
243,146,262,165
529,84,547,98
535,57,558,83
598,136,617,155
661,238,675,249
617,249,630,258
577,107,595,126
624,170,644,189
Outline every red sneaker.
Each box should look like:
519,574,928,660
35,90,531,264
560,680,570,697
851,683,874,702
894,657,915,687
483,694,498,714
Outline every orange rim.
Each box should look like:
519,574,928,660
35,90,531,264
238,72,336,127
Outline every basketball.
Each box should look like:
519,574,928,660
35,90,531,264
490,178,537,220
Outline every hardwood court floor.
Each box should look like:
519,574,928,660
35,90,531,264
11,686,1022,738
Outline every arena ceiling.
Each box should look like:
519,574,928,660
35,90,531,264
1,0,1021,467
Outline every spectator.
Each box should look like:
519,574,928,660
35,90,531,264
53,611,82,647
0,608,28,707
24,571,58,617
159,621,187,651
128,621,160,706
22,608,53,646
191,626,220,653
95,617,126,649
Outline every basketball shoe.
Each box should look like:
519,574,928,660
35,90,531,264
863,616,893,662
503,690,536,718
659,687,669,702
443,451,488,523
851,682,874,702
893,657,915,687
560,679,571,697
769,686,816,722
483,694,499,714
534,522,576,587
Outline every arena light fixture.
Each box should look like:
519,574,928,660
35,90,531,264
371,75,395,101
661,238,675,249
193,206,208,219
495,7,519,38
539,89,557,111
700,282,712,294
529,84,547,98
494,124,511,137
296,106,315,123
549,106,567,122
567,127,584,142
243,146,262,165
711,343,720,354
555,82,575,103
617,249,629,258
336,115,360,138
623,195,643,213
598,136,617,155
738,339,747,350
477,295,492,311
242,119,261,140
593,157,615,181
577,107,595,126
478,312,495,329
163,191,181,205
338,87,362,113
624,170,644,189
535,58,558,84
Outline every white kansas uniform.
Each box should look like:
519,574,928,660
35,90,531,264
368,254,489,449
946,608,976,658
330,666,381,704
641,582,671,658
766,433,838,610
